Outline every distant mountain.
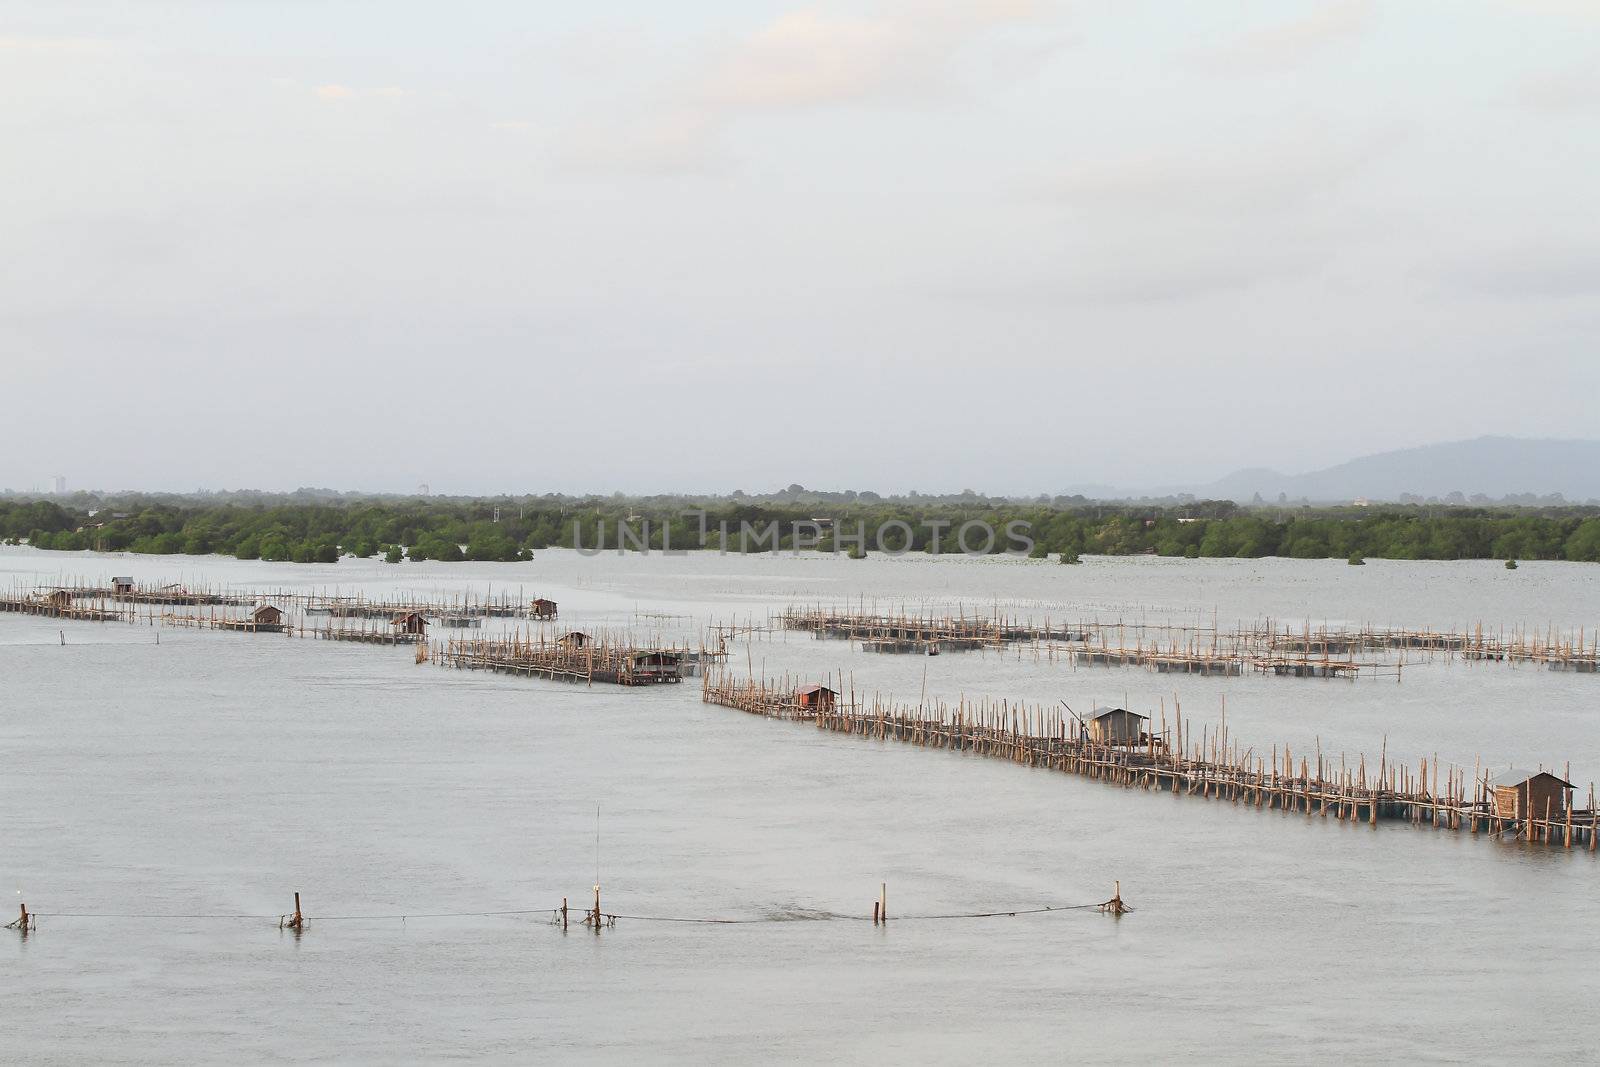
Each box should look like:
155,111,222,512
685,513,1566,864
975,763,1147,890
1196,436,1600,504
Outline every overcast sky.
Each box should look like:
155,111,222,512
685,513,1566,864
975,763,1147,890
4,0,1598,496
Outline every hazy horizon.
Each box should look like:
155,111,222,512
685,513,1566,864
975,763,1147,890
9,433,1599,503
6,1,1599,495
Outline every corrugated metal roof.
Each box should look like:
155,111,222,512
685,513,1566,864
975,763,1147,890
1091,706,1148,722
1489,768,1574,789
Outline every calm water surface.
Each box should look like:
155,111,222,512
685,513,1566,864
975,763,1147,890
2,548,1596,1063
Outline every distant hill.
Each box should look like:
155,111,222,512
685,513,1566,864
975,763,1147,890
1197,436,1600,504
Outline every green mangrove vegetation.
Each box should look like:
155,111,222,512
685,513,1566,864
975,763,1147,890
4,492,1600,565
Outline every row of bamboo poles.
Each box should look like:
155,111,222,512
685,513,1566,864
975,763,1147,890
298,591,554,620
3,579,558,621
157,612,425,644
430,629,719,686
778,606,1600,675
702,671,1598,849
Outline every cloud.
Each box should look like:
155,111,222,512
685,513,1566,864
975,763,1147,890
940,210,1330,306
1499,0,1600,19
561,1,1043,172
0,34,113,53
988,131,1405,303
1517,66,1600,115
695,3,1035,109
564,109,723,173
1049,247,1316,304
1040,130,1396,217
313,84,410,101
1449,247,1600,299
1190,0,1373,73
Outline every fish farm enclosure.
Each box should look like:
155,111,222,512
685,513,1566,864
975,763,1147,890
4,548,1597,1063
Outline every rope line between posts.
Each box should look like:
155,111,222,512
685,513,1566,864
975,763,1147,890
24,909,561,922
19,901,1123,925
607,902,1118,923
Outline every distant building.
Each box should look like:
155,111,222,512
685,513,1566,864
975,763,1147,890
392,611,429,636
628,650,682,684
1489,769,1572,820
796,683,837,713
1086,707,1149,746
52,475,66,495
252,605,285,626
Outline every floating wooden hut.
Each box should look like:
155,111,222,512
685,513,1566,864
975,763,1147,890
1489,769,1572,820
186,603,289,634
796,683,837,714
392,611,429,636
1086,708,1148,746
531,598,558,620
628,650,684,685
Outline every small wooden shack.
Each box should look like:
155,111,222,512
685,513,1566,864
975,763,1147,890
252,605,284,626
1489,769,1572,820
558,631,590,649
112,577,135,595
796,683,837,713
627,650,683,684
45,590,72,609
1086,707,1148,746
392,611,429,636
531,598,558,620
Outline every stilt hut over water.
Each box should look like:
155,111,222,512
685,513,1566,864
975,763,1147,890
796,684,838,714
45,590,72,610
558,631,590,649
392,611,429,637
112,577,135,595
628,650,683,684
1489,769,1573,820
252,605,284,626
531,598,558,619
1086,707,1149,746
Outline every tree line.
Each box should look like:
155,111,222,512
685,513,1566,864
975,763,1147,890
3,496,1600,564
